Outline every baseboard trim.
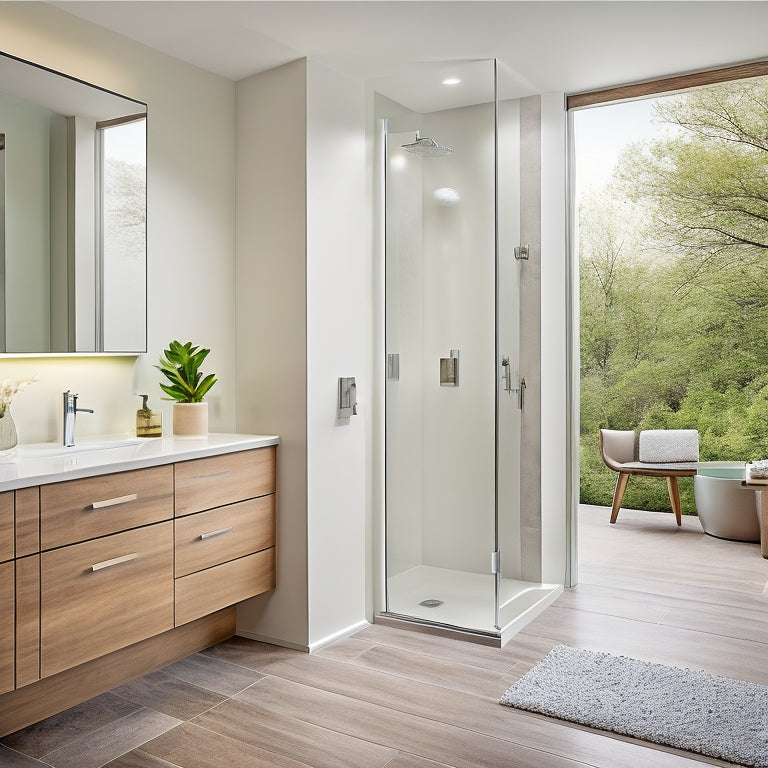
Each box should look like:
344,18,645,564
236,618,370,654
308,619,370,653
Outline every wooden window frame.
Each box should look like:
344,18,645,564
567,59,768,110
95,112,146,131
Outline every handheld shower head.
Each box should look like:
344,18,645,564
401,132,452,157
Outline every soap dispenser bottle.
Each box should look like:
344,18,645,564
136,395,162,438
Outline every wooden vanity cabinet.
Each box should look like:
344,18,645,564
0,441,277,736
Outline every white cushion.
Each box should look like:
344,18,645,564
638,429,699,463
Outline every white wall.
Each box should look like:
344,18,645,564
235,58,369,651
305,59,368,648
0,3,236,441
234,59,309,650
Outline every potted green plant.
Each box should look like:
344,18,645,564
156,340,217,437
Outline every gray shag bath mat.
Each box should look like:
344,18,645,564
500,645,768,767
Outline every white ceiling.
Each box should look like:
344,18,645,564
51,1,768,106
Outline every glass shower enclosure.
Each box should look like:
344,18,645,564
377,59,561,645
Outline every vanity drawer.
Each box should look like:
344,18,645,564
174,447,276,516
0,561,13,695
0,492,13,563
175,496,275,578
40,466,174,549
40,521,174,677
175,547,275,626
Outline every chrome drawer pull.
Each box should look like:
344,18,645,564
92,493,138,509
91,552,139,571
196,470,231,480
200,526,234,540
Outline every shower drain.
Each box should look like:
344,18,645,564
419,599,444,608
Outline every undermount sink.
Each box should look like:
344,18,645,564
17,437,147,458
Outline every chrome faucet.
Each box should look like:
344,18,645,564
62,390,94,447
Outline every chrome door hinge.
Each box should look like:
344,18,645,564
491,550,501,574
387,353,400,380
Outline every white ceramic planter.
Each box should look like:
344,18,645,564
173,402,208,438
694,471,760,542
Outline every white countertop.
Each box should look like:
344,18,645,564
0,433,280,490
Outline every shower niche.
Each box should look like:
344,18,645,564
376,59,561,645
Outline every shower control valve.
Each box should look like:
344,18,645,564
501,358,526,410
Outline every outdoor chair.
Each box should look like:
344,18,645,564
599,428,699,526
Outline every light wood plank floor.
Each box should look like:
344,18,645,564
2,504,767,768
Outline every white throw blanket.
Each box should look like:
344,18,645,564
638,429,699,463
748,459,768,480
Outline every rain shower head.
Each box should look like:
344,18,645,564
401,131,452,157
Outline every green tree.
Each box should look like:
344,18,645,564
619,79,768,265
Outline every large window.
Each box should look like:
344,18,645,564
572,71,768,512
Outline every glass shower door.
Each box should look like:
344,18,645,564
495,68,525,629
382,60,501,634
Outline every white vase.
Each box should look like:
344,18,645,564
173,402,208,438
0,409,18,459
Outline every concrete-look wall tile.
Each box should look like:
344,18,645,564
519,95,543,558
521,524,542,583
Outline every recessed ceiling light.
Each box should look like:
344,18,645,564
442,78,461,86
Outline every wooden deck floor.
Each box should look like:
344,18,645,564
2,504,767,767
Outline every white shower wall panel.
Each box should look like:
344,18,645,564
420,104,496,574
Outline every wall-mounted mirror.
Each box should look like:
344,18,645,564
0,51,147,353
